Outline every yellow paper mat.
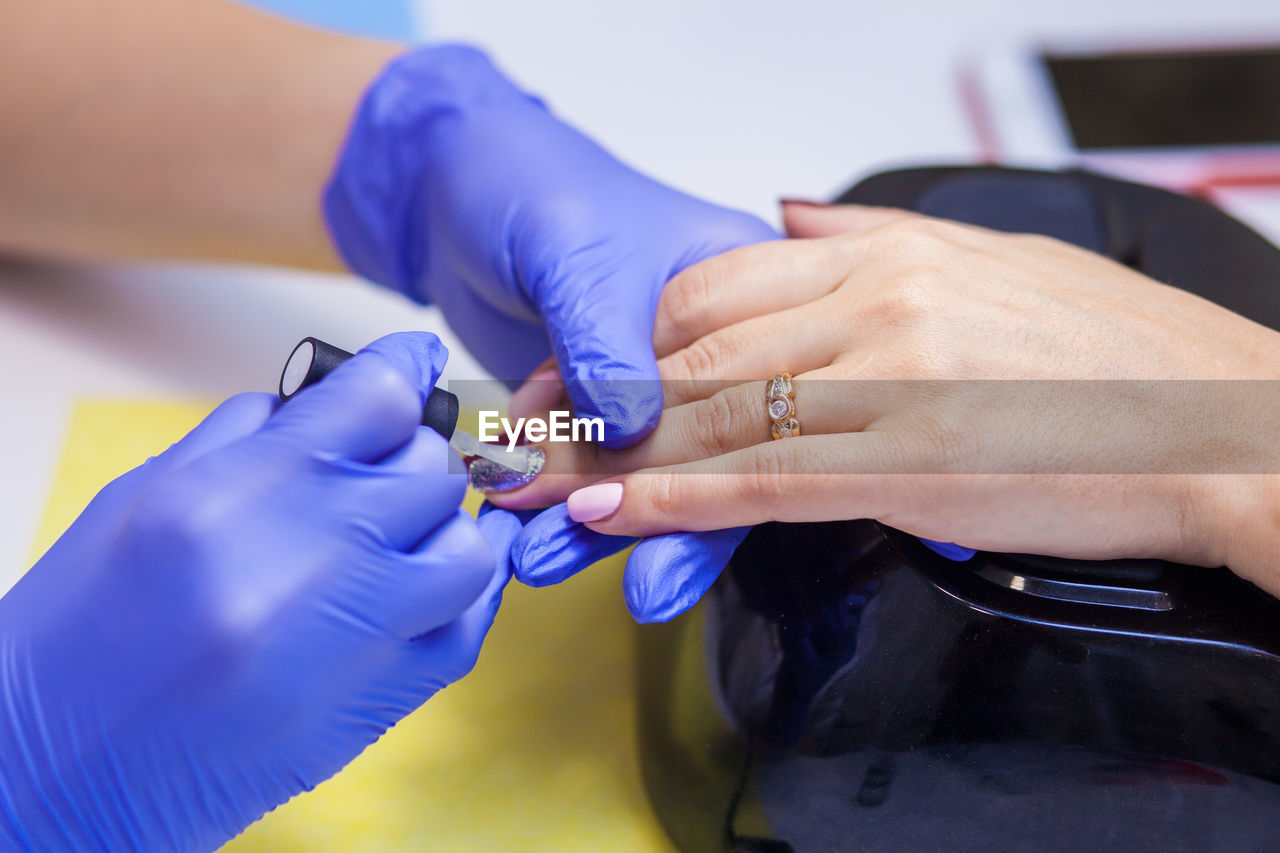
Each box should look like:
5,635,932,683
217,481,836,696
29,398,675,852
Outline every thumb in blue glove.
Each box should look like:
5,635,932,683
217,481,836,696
0,332,519,851
325,44,779,448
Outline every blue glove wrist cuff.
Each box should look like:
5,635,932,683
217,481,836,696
323,44,540,296
921,538,978,561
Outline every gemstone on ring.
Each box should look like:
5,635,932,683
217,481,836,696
766,371,799,440
767,374,793,399
771,418,800,440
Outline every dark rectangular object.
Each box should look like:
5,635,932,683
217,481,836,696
1045,47,1280,150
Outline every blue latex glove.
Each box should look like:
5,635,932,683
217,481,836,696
510,506,748,623
0,333,521,851
510,513,974,624
324,44,778,448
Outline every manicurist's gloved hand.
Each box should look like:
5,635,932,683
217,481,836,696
0,333,520,852
325,44,778,448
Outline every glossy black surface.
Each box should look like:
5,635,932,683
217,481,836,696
637,168,1280,852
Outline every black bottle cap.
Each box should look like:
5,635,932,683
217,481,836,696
278,337,460,439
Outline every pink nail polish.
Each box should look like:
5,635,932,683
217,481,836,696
567,482,624,523
508,368,563,419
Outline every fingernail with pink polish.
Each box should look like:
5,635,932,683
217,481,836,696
567,482,624,523
779,197,829,208
508,368,563,419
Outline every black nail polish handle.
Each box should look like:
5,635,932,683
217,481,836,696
278,337,459,439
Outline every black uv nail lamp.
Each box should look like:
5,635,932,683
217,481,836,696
636,167,1280,852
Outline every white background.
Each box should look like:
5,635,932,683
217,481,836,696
3,0,1279,590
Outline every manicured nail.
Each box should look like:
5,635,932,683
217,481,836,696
567,482,624,523
508,368,563,419
779,197,829,208
467,447,546,493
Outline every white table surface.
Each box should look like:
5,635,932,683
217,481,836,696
4,0,1279,591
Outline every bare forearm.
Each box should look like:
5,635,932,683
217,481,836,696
0,0,400,269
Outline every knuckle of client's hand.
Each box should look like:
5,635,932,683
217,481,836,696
642,469,683,520
868,217,958,258
660,262,716,340
690,389,746,457
742,445,790,511
668,334,730,383
856,268,945,337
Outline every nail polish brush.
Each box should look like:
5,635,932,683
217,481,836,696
278,337,544,491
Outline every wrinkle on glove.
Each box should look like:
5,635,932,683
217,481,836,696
510,503,750,624
324,43,777,447
623,527,751,623
0,332,514,851
510,503,636,588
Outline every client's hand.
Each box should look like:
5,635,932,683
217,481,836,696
491,205,1280,602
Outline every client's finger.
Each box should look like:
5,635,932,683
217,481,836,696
652,237,856,357
486,370,910,510
781,202,918,238
562,433,910,536
658,296,851,407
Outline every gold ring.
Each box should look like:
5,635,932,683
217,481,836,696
766,372,800,440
